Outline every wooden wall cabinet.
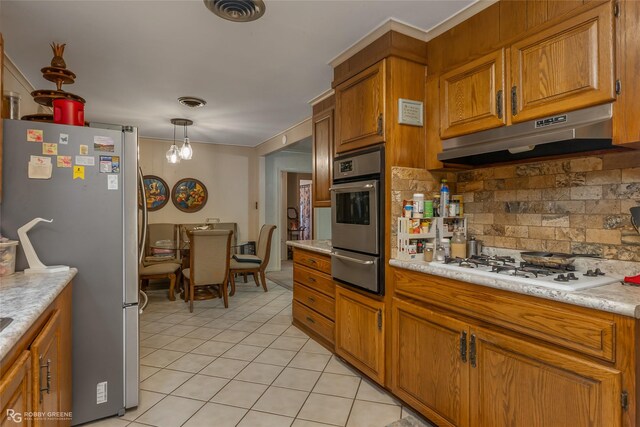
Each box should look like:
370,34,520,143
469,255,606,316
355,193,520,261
335,60,386,154
292,249,335,350
335,284,385,385
438,1,613,141
440,49,506,139
391,268,634,427
510,2,615,123
312,96,335,207
0,284,72,427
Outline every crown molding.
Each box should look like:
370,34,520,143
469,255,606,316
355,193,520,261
308,88,335,106
328,0,498,68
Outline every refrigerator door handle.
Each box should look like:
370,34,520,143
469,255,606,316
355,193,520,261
138,167,147,264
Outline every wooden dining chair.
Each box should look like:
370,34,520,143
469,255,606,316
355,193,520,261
139,261,182,301
229,224,276,295
182,229,233,311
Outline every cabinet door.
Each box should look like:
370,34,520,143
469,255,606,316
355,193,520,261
440,49,506,139
0,351,31,427
335,285,385,384
391,298,470,427
510,2,614,123
469,326,622,427
335,60,385,154
31,311,62,427
312,105,334,207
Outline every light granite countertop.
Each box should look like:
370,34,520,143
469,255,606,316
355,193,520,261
0,269,77,361
390,258,640,318
286,240,333,255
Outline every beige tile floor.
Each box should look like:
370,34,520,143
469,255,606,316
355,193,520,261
87,278,434,427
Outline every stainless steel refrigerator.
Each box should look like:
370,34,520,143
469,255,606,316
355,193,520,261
1,119,139,425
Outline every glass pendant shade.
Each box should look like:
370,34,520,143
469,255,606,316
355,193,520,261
166,143,180,164
180,137,193,160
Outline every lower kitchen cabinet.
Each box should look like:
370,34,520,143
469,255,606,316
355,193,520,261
31,311,63,426
0,283,72,427
335,284,385,384
391,292,624,427
292,249,335,350
391,298,469,427
0,351,31,427
470,326,621,427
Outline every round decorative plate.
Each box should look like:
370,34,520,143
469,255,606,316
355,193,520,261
142,175,169,211
171,178,208,213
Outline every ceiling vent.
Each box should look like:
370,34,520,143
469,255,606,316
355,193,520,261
203,0,266,22
178,96,207,108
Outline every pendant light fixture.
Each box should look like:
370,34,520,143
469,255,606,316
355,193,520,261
166,121,181,164
180,122,193,160
167,118,194,163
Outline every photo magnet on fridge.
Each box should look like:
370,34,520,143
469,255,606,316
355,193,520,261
57,156,72,168
42,143,58,155
79,144,89,155
59,133,69,145
99,156,113,173
73,166,85,180
94,136,115,152
27,129,43,142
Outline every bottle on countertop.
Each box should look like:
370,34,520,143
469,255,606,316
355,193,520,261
451,229,467,259
413,193,424,218
440,179,450,217
440,237,451,258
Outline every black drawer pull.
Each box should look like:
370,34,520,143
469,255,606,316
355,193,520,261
306,316,316,324
308,296,316,303
308,277,316,283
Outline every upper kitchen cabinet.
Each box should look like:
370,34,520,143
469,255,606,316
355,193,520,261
440,49,506,139
335,61,386,154
510,2,615,123
312,95,335,207
332,30,427,168
613,0,640,147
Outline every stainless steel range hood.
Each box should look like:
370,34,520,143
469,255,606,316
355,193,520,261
438,103,614,166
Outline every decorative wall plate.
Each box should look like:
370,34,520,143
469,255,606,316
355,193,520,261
172,178,208,213
142,175,169,211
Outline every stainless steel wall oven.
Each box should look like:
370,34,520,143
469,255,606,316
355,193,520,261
331,147,385,295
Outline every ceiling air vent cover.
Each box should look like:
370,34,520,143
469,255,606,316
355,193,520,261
178,96,207,108
203,0,266,22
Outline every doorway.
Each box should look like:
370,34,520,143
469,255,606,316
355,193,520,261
283,172,312,260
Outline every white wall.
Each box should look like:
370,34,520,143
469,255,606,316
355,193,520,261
264,150,312,271
139,137,259,244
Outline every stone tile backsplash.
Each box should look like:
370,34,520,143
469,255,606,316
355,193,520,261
391,150,640,261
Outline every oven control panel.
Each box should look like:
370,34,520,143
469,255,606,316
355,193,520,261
334,149,382,180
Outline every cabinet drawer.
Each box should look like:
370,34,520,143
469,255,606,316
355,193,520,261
293,300,335,344
294,283,335,320
294,250,331,275
393,268,616,362
293,264,335,297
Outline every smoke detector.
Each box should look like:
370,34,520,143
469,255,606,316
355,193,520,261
203,0,266,22
178,96,207,108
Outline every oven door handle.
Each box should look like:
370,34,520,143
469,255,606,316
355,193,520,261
331,252,375,265
329,184,374,192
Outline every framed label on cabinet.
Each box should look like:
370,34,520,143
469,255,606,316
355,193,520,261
398,99,424,126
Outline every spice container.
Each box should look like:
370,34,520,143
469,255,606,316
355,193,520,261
434,245,446,262
403,203,413,218
451,230,467,259
424,199,434,218
413,193,424,218
424,247,433,262
452,195,464,216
